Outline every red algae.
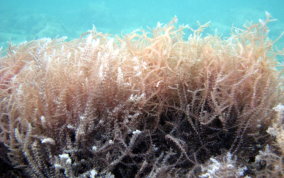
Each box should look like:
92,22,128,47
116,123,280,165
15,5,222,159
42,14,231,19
0,15,283,177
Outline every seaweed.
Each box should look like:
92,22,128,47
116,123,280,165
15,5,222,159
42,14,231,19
0,14,283,177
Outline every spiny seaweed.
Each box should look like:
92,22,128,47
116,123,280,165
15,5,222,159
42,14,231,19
0,14,283,177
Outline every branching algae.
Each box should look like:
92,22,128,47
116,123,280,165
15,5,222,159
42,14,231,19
0,14,283,177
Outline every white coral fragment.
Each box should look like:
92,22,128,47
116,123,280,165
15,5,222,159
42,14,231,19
132,130,141,135
273,104,284,112
90,169,98,177
59,153,70,160
92,145,97,151
54,163,62,169
41,137,55,145
200,153,247,178
128,93,145,102
266,127,277,136
40,115,47,127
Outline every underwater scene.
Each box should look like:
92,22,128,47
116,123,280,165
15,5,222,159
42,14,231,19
0,0,284,177
1,0,284,47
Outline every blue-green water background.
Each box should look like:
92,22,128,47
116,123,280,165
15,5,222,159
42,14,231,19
0,0,284,51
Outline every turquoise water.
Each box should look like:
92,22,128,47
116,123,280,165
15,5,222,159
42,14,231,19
0,0,284,49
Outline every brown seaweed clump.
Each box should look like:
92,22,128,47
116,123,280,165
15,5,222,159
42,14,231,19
0,14,283,177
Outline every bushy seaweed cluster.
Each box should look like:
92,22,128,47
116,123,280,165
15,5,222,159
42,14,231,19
0,14,283,177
